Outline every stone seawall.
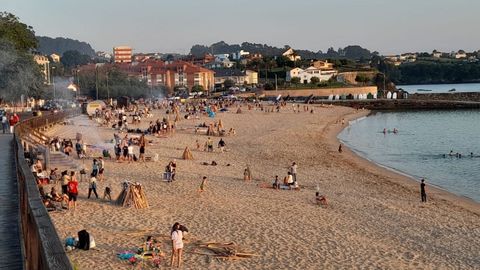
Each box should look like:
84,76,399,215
316,99,480,110
409,92,480,102
262,86,378,97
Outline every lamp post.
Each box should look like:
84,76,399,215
106,71,109,100
95,65,99,100
51,66,56,100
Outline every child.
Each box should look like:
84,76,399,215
198,176,207,192
103,186,112,201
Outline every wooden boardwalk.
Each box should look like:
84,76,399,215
0,134,24,269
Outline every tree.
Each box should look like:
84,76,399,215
191,84,204,93
61,50,90,69
0,13,45,102
355,74,371,86
223,79,235,89
0,12,38,52
310,76,320,84
290,77,301,84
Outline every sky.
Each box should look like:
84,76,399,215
3,0,479,55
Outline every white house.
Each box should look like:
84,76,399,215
231,50,250,60
432,51,442,58
455,50,467,59
214,54,230,61
282,48,301,61
286,67,337,84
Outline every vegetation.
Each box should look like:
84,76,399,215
78,67,164,99
36,36,95,57
0,12,45,102
190,41,373,60
61,50,91,69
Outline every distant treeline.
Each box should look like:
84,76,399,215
36,36,95,57
386,61,480,85
190,41,374,60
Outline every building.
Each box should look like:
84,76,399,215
33,55,50,84
214,69,258,87
455,50,467,59
286,66,337,84
282,48,301,61
113,46,132,63
432,50,442,58
245,70,258,85
50,53,60,63
231,50,250,60
214,69,248,87
204,59,234,69
311,60,334,70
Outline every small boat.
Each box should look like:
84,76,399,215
417,89,432,92
448,88,456,92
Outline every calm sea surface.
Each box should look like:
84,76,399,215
338,110,480,202
399,82,480,93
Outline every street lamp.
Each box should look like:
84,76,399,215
51,66,56,100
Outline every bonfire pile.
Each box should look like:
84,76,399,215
116,182,149,209
191,241,258,261
182,147,194,160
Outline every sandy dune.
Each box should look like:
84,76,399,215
45,105,480,269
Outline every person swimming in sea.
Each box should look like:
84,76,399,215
449,150,454,156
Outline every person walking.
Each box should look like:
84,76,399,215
88,173,99,199
218,138,226,153
198,176,207,192
1,113,8,134
170,222,184,268
420,178,427,202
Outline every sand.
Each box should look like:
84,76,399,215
45,104,480,269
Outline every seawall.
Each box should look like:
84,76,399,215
409,92,480,102
314,99,480,110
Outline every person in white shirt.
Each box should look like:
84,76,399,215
290,162,298,182
127,144,134,162
170,222,184,268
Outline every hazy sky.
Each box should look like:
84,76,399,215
3,0,479,55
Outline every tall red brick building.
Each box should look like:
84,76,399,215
113,46,132,63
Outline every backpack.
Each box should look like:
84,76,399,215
68,181,78,194
77,230,90,250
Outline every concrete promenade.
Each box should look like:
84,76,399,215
0,133,24,269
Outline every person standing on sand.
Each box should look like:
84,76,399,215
139,134,146,162
199,176,207,192
170,222,184,268
67,175,79,210
420,179,427,202
290,162,298,182
88,173,99,199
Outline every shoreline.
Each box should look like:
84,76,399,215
326,108,480,216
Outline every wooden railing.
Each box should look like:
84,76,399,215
13,109,80,270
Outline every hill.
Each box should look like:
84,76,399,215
190,41,373,60
36,36,95,57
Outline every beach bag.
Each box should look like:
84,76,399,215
77,230,90,250
89,235,96,249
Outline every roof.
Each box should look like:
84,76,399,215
213,69,246,77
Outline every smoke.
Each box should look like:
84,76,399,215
52,76,76,101
0,39,44,103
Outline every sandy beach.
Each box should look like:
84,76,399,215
45,104,480,269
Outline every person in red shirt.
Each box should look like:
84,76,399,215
67,176,79,210
8,113,20,133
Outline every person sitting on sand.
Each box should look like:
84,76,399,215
315,192,327,206
284,172,294,187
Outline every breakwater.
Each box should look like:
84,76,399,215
316,99,480,110
409,91,480,102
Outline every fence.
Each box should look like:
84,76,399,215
13,109,80,270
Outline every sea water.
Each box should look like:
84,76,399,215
338,110,480,202
399,82,480,94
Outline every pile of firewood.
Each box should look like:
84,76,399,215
190,241,258,261
116,182,149,209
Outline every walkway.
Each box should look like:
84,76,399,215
0,134,24,269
